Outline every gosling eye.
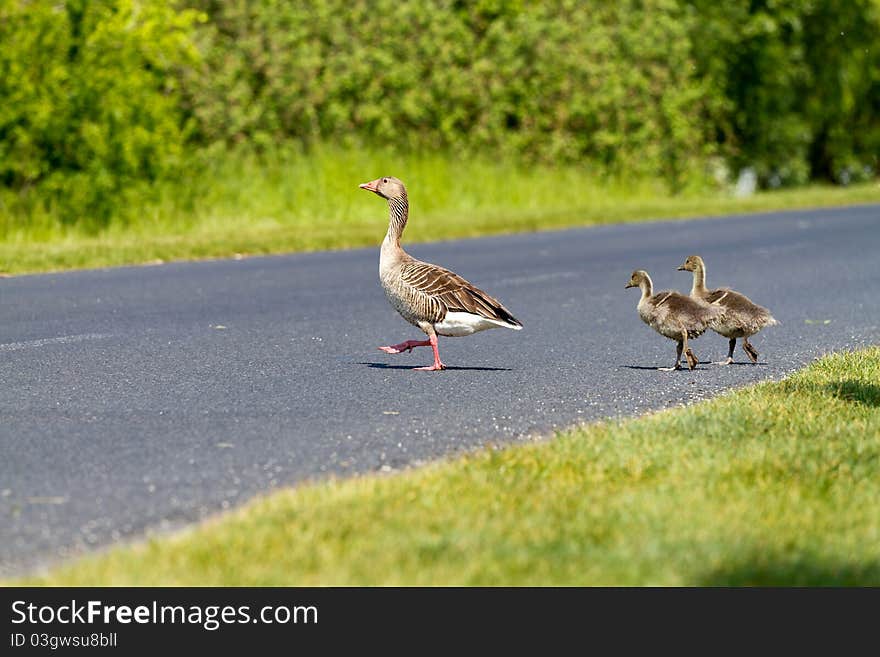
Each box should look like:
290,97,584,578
382,177,389,183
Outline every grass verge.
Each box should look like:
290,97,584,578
14,347,880,586
2,145,879,275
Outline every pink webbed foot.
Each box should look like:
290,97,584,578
379,333,445,371
378,339,431,354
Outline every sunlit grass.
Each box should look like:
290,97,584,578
16,347,880,586
1,144,879,274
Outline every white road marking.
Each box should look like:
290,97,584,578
0,333,112,352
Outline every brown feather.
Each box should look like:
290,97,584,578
401,260,522,327
702,288,777,337
640,290,724,341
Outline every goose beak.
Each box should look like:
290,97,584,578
359,179,380,193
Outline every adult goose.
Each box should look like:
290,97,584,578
677,255,777,365
359,176,522,371
625,269,723,371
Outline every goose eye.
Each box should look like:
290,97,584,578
382,178,389,183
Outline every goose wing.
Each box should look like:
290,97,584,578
401,260,522,327
651,291,723,336
706,288,777,329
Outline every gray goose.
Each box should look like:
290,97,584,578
625,269,723,371
677,255,777,365
359,176,522,371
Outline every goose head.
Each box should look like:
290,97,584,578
625,270,651,290
359,176,406,200
677,255,705,272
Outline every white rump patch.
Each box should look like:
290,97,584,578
435,312,521,337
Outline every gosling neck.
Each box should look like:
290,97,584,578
383,193,409,249
691,263,708,296
639,275,654,302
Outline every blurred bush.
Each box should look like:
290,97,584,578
1,0,878,228
0,0,202,225
687,0,880,188
181,0,709,187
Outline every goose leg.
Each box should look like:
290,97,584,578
659,340,684,371
378,339,431,354
742,337,759,363
682,330,698,370
413,332,445,371
715,338,736,366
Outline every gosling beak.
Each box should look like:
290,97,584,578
676,265,687,271
625,282,635,289
359,179,380,193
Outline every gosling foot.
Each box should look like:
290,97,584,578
743,342,759,363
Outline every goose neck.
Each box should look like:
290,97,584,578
385,195,408,246
639,275,653,302
691,264,708,296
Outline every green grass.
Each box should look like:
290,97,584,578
2,145,879,275
16,347,880,586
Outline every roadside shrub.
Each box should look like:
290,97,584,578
0,0,202,227
181,0,711,187
686,0,880,187
1,0,878,236
184,0,880,189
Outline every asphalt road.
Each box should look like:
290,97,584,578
2,204,878,575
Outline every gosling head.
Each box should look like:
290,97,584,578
677,255,705,272
358,176,406,201
625,270,651,289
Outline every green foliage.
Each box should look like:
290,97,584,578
0,0,202,226
181,0,880,189
1,0,878,236
687,0,880,187
181,0,710,185
2,143,878,275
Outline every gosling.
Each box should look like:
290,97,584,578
677,255,777,365
626,269,723,371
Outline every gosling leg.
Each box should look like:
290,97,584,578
742,337,759,363
682,330,698,370
659,340,684,372
715,338,736,366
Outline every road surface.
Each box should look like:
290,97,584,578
1,204,878,575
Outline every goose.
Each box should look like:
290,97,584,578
677,255,777,365
359,176,522,371
625,269,723,371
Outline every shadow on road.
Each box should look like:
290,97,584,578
620,362,767,371
357,362,512,372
